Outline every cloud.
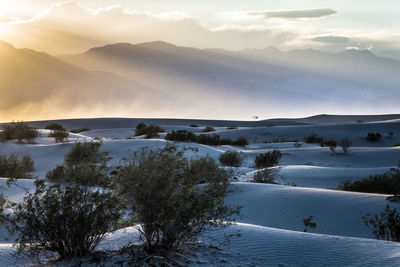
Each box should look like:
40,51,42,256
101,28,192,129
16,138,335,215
249,8,337,20
311,36,351,44
0,1,304,54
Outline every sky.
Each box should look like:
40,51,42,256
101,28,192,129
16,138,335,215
1,0,400,58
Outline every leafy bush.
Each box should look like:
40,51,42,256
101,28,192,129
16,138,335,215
45,123,65,131
9,180,121,259
252,168,280,184
165,130,197,142
46,163,109,187
135,123,165,138
363,205,400,242
340,138,352,154
227,125,238,130
48,129,69,143
233,136,249,146
219,150,243,167
202,126,216,133
255,150,282,168
114,145,239,254
0,154,34,178
304,133,324,144
190,124,199,128
64,142,106,166
323,139,337,153
70,128,90,134
1,122,39,143
367,132,381,142
303,216,317,232
338,164,400,195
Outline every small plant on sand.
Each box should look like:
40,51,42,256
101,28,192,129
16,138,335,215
114,145,240,255
255,150,282,168
323,139,337,153
202,126,216,133
340,138,352,154
135,123,165,139
45,123,66,131
219,150,243,167
0,154,34,178
165,130,197,142
1,122,39,143
70,128,90,134
252,168,281,184
367,132,381,142
8,180,122,259
48,129,69,143
362,205,400,242
303,216,317,232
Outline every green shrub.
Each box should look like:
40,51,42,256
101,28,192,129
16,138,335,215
304,133,324,144
303,216,317,232
135,123,165,138
367,132,381,142
49,129,69,143
190,124,199,128
64,142,106,166
70,128,90,134
202,126,216,133
114,145,239,254
363,205,400,242
165,130,197,142
252,168,280,184
0,154,34,178
233,136,248,146
340,138,352,154
2,122,39,143
219,150,243,167
9,180,122,259
45,123,65,131
338,164,400,195
323,139,337,153
255,150,282,168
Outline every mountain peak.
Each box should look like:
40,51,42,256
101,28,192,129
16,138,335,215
136,40,177,50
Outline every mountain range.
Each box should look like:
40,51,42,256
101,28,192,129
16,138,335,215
1,40,399,121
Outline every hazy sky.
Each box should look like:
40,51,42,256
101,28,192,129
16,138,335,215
1,0,400,58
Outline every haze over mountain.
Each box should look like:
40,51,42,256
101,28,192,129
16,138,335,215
1,39,400,121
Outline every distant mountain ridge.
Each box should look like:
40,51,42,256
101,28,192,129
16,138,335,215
1,39,400,121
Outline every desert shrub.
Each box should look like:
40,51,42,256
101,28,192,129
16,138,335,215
323,139,337,153
303,216,317,232
45,123,65,131
227,125,238,130
2,122,39,143
190,124,199,128
64,142,106,166
114,145,239,254
49,129,69,143
338,164,400,195
255,150,282,168
46,162,109,187
233,136,249,146
0,154,34,178
202,126,216,133
340,138,352,154
252,168,280,184
367,132,381,142
9,180,121,259
70,128,90,134
219,150,243,167
394,143,400,147
362,205,400,242
304,133,324,144
135,123,165,138
165,130,197,142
